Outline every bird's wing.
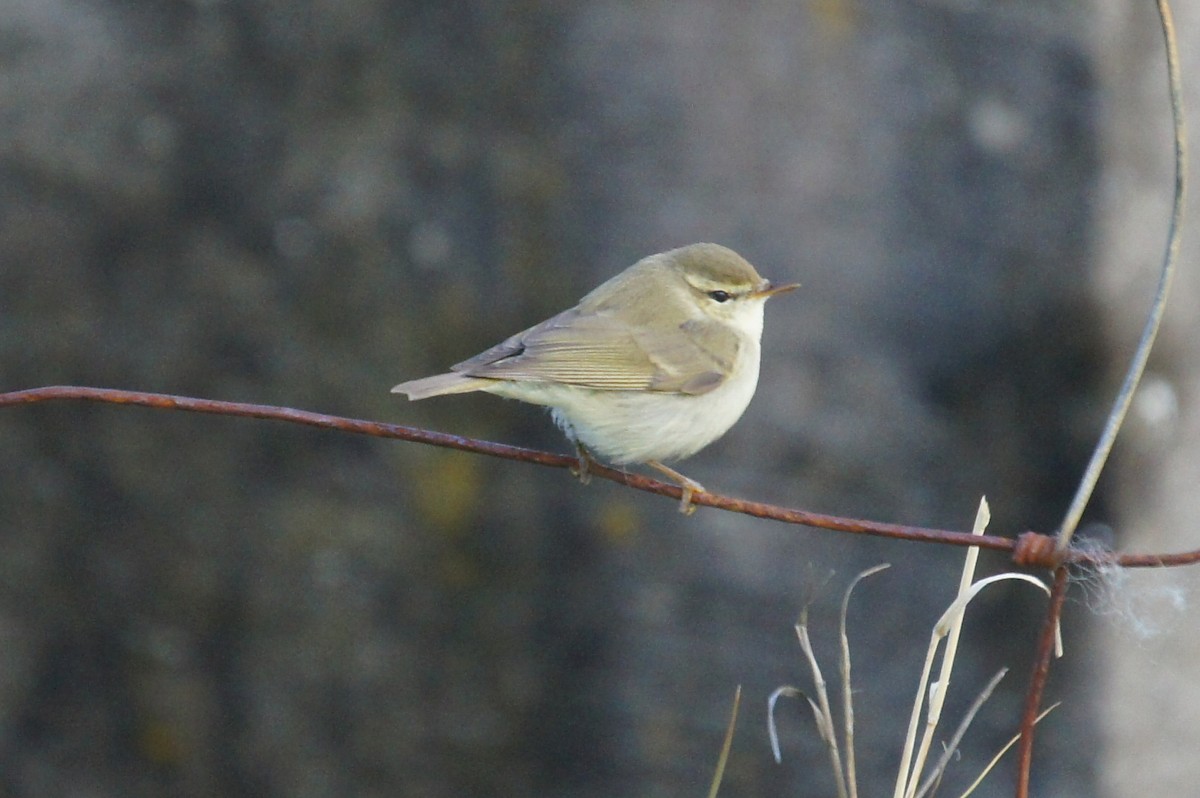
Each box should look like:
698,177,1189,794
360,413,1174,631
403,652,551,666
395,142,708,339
451,308,741,395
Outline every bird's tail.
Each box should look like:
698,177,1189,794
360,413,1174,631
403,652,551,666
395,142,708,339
391,372,492,400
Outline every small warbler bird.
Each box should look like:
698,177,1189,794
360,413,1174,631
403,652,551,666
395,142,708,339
392,243,798,513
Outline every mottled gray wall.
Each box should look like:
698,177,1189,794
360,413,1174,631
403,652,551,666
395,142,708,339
1091,1,1200,795
2,0,1183,796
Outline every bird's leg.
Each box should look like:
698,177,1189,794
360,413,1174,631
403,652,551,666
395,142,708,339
646,460,706,515
571,443,597,485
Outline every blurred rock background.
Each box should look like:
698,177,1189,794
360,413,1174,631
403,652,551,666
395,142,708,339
1092,2,1200,795
0,1,1195,796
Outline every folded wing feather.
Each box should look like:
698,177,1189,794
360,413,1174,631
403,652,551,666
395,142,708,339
451,307,739,395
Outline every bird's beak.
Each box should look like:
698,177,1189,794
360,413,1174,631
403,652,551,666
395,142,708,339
754,280,801,299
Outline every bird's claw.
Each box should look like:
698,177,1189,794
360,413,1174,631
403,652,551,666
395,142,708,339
647,460,705,515
571,445,594,485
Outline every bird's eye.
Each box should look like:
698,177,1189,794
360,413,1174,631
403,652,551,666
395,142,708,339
707,290,732,303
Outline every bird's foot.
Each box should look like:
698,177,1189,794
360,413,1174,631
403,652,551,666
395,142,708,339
647,460,706,515
571,444,596,485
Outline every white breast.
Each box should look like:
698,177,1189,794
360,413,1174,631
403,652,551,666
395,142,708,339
485,294,770,464
490,336,762,465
